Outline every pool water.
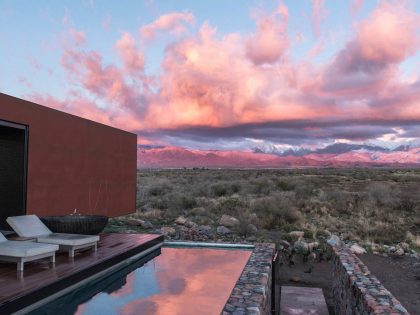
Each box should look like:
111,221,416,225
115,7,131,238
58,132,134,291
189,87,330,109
31,246,251,315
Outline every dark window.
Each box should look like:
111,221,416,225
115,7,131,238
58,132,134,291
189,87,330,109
0,120,27,230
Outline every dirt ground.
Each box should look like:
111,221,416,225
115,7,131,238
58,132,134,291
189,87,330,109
277,253,335,315
360,254,420,315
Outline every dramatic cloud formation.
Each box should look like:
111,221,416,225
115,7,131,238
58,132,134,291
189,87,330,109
25,1,420,151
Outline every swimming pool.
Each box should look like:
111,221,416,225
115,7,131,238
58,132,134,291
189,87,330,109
29,244,252,315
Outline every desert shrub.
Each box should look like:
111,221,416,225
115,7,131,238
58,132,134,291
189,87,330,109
210,183,229,197
275,179,295,191
293,179,316,200
250,178,272,195
147,180,172,196
214,197,248,216
356,219,406,244
326,190,354,215
166,193,197,213
394,191,418,212
209,181,242,197
147,197,169,210
366,182,397,207
251,193,301,229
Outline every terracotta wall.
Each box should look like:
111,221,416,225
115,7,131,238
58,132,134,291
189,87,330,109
0,93,137,217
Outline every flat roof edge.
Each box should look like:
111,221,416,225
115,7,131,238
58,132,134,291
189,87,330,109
0,92,138,137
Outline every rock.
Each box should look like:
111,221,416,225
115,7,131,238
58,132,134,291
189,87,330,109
327,234,341,247
289,231,305,240
308,242,319,252
294,240,309,254
400,242,410,251
247,223,258,234
350,244,367,255
141,220,153,228
185,220,197,228
160,226,176,236
126,218,145,226
246,236,257,242
219,215,240,227
216,225,231,235
393,247,404,257
126,218,152,228
198,225,213,236
175,216,188,225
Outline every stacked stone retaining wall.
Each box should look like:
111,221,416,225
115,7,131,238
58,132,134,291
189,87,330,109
332,245,409,315
222,243,276,315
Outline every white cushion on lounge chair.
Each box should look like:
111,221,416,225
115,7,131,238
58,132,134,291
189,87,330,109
0,233,8,242
37,233,99,246
0,240,58,258
7,214,52,237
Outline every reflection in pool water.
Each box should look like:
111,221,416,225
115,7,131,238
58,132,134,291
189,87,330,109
33,247,251,315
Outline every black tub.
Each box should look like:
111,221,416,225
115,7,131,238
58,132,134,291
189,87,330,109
40,215,108,235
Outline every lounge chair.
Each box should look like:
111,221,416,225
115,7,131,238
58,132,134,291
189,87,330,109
7,215,100,257
0,232,58,271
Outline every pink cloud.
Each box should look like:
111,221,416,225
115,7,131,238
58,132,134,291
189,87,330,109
28,1,420,147
116,32,145,74
60,43,150,117
140,11,194,41
68,28,86,45
310,0,327,39
322,1,420,94
245,4,289,65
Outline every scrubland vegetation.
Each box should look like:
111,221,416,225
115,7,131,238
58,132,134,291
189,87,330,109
110,168,420,250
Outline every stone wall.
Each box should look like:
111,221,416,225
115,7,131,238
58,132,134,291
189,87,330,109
332,245,410,315
222,243,276,315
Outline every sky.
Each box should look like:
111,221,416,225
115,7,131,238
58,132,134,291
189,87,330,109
1,0,420,152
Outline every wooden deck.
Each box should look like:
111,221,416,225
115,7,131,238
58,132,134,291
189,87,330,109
0,233,163,314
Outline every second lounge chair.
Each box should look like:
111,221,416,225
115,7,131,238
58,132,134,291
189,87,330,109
7,215,100,257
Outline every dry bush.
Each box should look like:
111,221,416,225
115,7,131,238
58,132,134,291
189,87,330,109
213,196,248,217
146,179,172,196
366,182,397,208
251,193,302,229
325,190,354,215
209,181,241,197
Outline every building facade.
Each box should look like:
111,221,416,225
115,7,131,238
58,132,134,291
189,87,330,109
0,93,137,229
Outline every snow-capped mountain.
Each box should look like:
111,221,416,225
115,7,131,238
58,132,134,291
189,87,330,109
137,144,420,168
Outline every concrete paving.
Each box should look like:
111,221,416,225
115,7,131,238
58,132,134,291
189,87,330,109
280,286,329,315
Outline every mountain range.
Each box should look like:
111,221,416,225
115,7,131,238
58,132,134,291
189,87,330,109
137,143,420,168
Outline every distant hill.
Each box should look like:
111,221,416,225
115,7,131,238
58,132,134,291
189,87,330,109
137,145,420,168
